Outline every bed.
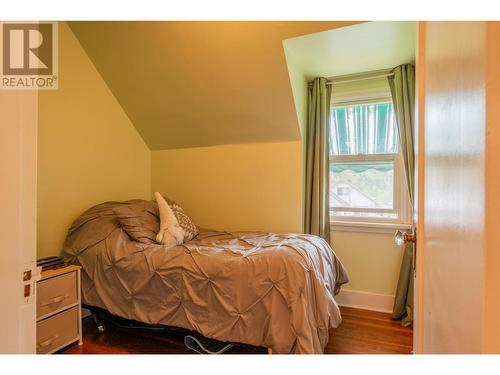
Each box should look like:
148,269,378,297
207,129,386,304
63,199,349,354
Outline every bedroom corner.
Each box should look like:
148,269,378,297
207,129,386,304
36,22,151,259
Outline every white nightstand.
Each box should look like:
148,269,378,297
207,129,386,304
36,264,82,354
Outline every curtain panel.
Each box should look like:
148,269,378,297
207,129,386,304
388,64,416,327
305,77,332,243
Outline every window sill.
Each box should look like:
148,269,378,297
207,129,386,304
330,220,411,234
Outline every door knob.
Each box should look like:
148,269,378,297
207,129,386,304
394,229,416,246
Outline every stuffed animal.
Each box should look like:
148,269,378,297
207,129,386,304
154,192,184,248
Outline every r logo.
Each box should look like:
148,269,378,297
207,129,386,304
2,23,53,75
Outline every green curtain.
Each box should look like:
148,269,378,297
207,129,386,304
388,64,415,327
305,77,332,243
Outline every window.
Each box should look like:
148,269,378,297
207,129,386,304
330,102,410,229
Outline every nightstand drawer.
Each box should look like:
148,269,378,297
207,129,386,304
37,271,78,319
36,306,79,354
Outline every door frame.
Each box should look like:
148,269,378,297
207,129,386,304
413,20,426,354
0,88,38,354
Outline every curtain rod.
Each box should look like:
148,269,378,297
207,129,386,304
308,72,395,87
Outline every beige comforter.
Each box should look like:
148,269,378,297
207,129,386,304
63,201,348,354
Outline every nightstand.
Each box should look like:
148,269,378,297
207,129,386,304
36,264,82,354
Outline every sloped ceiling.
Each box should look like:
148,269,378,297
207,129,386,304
283,21,416,80
68,21,359,150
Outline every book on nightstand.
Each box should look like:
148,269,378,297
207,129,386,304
37,256,66,270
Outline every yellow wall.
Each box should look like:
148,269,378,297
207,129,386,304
283,47,309,228
37,22,151,258
151,141,302,233
150,139,401,296
331,230,403,296
36,21,402,300
283,47,308,138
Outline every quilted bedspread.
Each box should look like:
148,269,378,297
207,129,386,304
63,201,349,354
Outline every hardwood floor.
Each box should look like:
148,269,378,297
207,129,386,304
61,306,413,354
327,306,413,354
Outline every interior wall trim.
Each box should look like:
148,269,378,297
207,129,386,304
336,289,395,313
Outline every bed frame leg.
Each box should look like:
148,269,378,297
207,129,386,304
93,313,106,333
87,306,106,333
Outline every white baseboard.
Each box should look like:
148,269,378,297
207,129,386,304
336,289,395,313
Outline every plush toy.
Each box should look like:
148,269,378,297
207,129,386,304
154,192,184,247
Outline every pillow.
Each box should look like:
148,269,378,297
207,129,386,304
113,202,159,244
154,192,184,247
164,197,198,241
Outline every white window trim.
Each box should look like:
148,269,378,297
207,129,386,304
329,101,412,232
330,220,412,234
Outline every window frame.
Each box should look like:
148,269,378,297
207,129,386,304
329,100,411,231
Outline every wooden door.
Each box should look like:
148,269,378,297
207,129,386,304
415,21,487,353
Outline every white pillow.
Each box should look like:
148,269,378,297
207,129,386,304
154,192,184,248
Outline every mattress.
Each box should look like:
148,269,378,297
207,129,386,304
63,200,349,353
